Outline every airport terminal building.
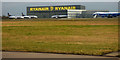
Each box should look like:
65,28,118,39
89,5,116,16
27,5,108,18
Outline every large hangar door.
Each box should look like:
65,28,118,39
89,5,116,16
67,10,86,18
39,11,50,18
49,11,67,18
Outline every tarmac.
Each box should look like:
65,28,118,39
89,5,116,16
2,52,119,58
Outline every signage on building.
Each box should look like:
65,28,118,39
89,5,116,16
29,6,76,11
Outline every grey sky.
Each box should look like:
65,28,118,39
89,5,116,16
2,2,118,16
1,0,120,16
2,0,120,2
0,2,1,16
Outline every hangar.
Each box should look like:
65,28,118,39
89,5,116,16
27,5,85,18
27,5,108,18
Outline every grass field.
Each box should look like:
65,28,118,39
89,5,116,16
2,18,119,56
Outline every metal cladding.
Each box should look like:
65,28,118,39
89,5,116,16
27,5,85,18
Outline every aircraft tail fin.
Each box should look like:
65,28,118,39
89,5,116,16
8,13,11,16
22,13,25,16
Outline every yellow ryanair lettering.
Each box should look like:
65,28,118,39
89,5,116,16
73,6,76,9
30,8,36,11
55,7,58,10
61,7,65,10
30,6,76,11
30,8,33,11
55,6,76,10
64,7,68,10
35,8,38,11
68,7,71,9
30,7,49,11
58,7,61,10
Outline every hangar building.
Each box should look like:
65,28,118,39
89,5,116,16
27,5,85,18
27,5,108,18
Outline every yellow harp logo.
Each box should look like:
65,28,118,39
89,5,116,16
50,6,54,11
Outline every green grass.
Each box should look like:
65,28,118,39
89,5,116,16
2,18,118,56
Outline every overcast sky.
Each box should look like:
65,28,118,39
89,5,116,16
1,0,120,16
2,0,120,2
